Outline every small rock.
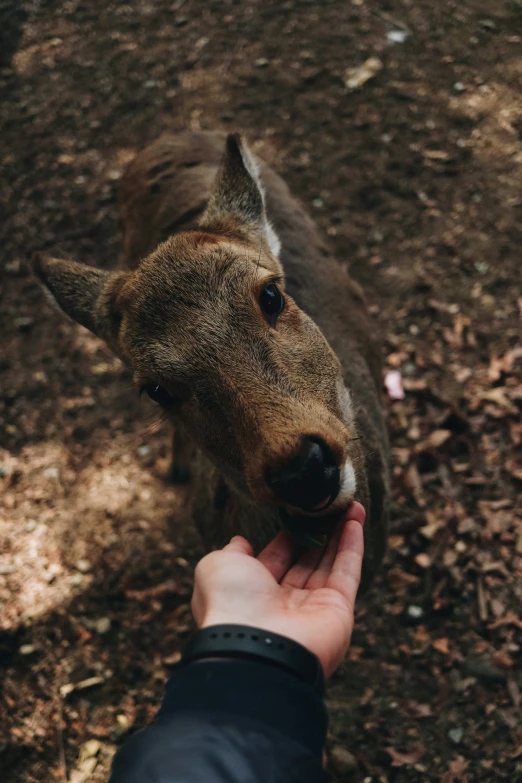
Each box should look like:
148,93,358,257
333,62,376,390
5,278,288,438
479,19,497,32
449,727,464,744
69,573,84,586
14,316,34,333
453,81,466,93
4,259,21,274
255,57,269,67
75,559,92,573
330,745,358,774
137,445,152,459
312,197,324,208
116,714,130,731
387,30,409,44
95,617,111,634
407,605,424,620
43,467,59,479
26,519,37,532
19,644,36,656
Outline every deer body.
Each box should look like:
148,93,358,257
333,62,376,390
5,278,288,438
35,131,390,589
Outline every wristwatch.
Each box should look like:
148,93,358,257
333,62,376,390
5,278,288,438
179,624,325,696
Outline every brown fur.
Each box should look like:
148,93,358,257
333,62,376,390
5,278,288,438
34,131,390,590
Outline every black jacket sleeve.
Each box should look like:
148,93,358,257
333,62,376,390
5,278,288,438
109,658,329,783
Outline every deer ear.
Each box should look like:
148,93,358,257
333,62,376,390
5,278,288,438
33,253,128,349
201,133,281,257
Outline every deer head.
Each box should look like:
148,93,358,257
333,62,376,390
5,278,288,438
34,134,361,529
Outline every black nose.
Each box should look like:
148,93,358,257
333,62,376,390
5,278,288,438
266,436,340,512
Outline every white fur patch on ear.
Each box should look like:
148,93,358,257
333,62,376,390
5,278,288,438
336,377,354,426
265,221,281,257
237,139,263,188
238,141,281,258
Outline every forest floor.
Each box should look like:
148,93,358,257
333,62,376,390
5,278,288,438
1,1,522,781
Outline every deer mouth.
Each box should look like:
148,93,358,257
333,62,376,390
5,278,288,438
279,502,348,547
278,459,357,546
311,494,334,512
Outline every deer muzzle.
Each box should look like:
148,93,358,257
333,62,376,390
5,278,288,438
265,435,341,513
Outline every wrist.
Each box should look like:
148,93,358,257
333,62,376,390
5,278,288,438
179,624,325,696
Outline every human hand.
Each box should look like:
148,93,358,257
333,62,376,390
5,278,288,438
191,503,365,678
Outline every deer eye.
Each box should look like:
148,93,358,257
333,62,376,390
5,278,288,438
140,383,177,407
259,283,285,326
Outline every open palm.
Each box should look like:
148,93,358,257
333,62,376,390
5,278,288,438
191,503,365,677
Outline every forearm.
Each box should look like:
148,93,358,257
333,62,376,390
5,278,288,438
109,659,329,783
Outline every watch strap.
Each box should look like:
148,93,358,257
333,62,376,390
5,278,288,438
180,624,324,695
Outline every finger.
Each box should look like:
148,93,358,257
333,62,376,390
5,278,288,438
285,503,366,590
280,542,326,589
325,517,364,607
257,530,295,581
346,500,366,526
222,536,254,556
303,523,344,590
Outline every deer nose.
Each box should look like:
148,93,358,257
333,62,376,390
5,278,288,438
265,436,340,512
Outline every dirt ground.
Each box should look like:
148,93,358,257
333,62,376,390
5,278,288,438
1,1,522,780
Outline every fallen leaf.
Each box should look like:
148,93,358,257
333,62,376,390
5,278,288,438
416,429,452,451
405,463,426,507
415,553,431,568
432,638,450,654
403,701,433,719
490,599,505,619
387,568,420,592
505,459,522,482
125,579,180,601
455,367,472,383
480,388,517,412
489,612,522,631
414,625,431,645
492,650,514,670
385,743,425,767
163,651,182,666
441,755,469,783
428,298,459,313
344,56,383,90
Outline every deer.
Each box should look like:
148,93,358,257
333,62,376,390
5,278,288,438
34,131,390,590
